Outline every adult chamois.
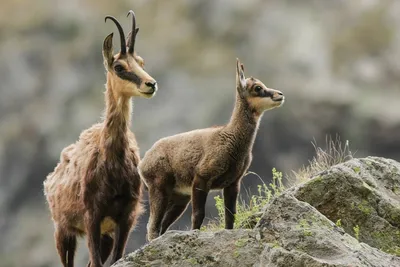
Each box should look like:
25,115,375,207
140,59,284,241
44,11,157,267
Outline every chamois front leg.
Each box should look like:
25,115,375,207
85,212,102,267
223,181,240,229
191,176,210,229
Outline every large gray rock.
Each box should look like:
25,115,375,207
114,158,400,267
294,157,400,256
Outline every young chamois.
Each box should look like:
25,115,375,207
44,11,157,267
140,59,284,240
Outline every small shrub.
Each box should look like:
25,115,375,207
204,168,284,231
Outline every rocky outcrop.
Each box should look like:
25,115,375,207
293,157,400,256
114,157,400,267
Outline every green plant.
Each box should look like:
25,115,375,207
335,219,342,227
353,225,360,240
204,168,284,231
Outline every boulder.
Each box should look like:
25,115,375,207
293,157,400,255
113,157,400,267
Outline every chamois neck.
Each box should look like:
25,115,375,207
101,73,132,157
228,92,259,130
226,92,260,145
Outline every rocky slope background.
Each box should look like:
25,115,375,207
1,0,400,266
114,157,400,267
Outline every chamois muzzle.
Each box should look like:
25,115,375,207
140,80,158,96
272,91,284,102
145,81,157,90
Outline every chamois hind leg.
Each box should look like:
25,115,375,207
110,210,136,264
147,185,170,241
54,227,77,267
223,181,240,229
86,234,114,267
84,212,102,267
191,176,210,230
159,193,191,235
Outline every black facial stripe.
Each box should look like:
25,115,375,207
116,71,142,86
259,90,273,98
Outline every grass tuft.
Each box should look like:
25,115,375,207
288,135,355,184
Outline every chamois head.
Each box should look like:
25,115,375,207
103,11,157,98
236,58,284,114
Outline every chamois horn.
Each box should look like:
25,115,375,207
105,15,126,55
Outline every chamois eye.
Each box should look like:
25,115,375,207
255,86,262,92
114,65,124,73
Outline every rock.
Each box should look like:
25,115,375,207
113,157,400,267
293,157,400,256
256,193,399,267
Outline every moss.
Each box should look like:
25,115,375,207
353,166,361,174
271,240,280,248
235,238,249,248
311,175,322,183
298,219,313,236
385,246,400,257
371,230,400,256
186,258,197,265
357,200,372,215
233,250,240,258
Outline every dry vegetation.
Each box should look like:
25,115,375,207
288,135,355,184
204,135,355,231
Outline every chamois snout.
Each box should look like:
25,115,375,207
142,80,158,95
271,90,284,104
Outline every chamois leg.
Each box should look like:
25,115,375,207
223,181,240,229
85,213,102,267
147,186,169,241
86,234,114,267
110,217,134,264
159,193,191,235
191,176,210,229
54,228,76,267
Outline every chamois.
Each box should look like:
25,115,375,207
44,11,157,267
139,59,284,241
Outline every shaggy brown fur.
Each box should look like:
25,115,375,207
139,59,285,241
44,11,157,267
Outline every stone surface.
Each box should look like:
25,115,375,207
114,158,400,267
294,156,400,256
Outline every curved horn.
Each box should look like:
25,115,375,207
127,10,137,54
105,15,126,55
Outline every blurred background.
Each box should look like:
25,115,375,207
1,0,400,266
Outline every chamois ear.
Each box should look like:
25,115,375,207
236,58,246,90
126,28,139,49
103,33,114,69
